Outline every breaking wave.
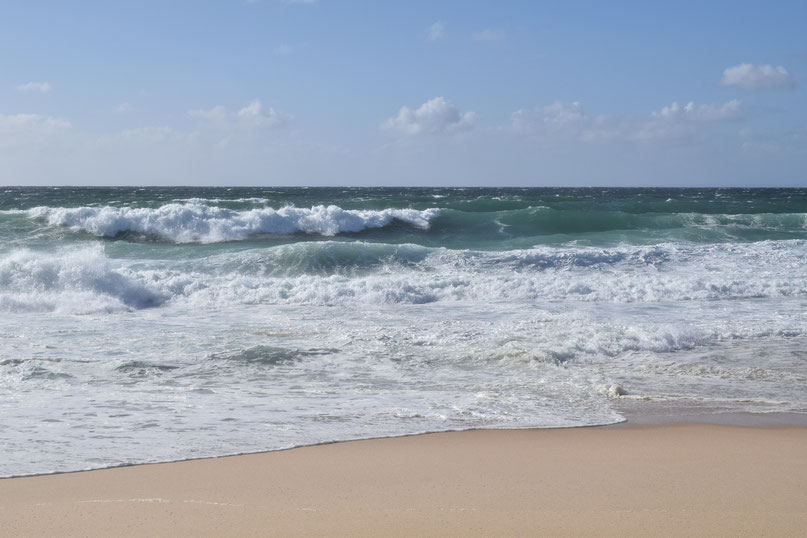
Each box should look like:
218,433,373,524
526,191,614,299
0,247,164,313
4,239,805,314
27,203,440,243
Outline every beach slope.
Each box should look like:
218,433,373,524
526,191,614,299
1,424,805,537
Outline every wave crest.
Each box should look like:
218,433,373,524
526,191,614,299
29,203,440,243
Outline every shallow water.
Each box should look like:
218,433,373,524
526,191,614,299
1,187,806,476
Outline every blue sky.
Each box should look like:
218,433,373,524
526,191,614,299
1,0,805,186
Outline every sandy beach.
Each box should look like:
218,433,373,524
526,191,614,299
2,423,805,537
4,0,807,533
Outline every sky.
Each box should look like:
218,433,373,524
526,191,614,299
1,0,805,186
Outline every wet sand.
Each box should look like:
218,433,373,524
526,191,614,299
1,424,806,537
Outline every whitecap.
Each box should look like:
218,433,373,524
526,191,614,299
28,203,440,243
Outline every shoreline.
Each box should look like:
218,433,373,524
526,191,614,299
2,419,805,536
613,405,807,427
3,410,806,480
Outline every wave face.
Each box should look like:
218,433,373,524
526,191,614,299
2,187,806,477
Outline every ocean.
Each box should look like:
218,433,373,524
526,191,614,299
1,186,806,476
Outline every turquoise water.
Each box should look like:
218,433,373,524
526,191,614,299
4,187,807,248
1,187,806,476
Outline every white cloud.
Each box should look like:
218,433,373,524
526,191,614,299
236,100,290,128
427,22,444,41
382,97,476,135
115,126,184,144
0,113,70,134
627,100,743,141
511,101,585,136
116,102,134,113
189,99,291,129
511,101,626,142
473,29,500,41
273,43,293,55
721,63,795,90
651,100,743,122
0,113,71,151
189,105,227,121
16,82,51,93
511,99,743,143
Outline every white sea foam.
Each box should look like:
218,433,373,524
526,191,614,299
131,240,807,309
3,240,806,314
27,204,440,243
0,247,164,313
3,239,807,476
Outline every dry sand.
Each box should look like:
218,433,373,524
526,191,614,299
1,424,806,537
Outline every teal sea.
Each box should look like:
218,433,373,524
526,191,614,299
1,187,806,476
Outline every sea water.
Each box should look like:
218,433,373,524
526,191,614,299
1,187,806,476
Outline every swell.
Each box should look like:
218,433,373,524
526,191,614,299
433,207,807,239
